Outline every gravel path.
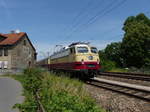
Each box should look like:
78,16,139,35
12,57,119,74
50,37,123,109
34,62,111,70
0,77,24,112
85,84,150,112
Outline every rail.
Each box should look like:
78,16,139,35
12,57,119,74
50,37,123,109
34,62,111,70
99,72,150,81
36,92,46,112
88,77,150,102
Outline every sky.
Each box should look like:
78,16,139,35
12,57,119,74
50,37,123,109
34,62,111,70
0,0,150,60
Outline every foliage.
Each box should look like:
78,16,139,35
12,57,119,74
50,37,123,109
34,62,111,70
109,68,129,72
121,13,150,68
99,50,116,71
128,67,150,74
13,68,105,112
13,68,45,112
40,72,104,112
98,13,150,71
105,42,123,66
23,68,44,93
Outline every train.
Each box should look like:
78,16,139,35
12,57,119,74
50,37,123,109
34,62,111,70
37,42,101,79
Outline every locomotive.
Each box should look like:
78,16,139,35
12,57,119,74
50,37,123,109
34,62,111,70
38,42,101,78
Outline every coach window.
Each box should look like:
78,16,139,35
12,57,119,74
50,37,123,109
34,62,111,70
4,49,8,56
0,49,2,56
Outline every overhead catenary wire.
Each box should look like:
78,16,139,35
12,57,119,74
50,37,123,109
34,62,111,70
65,0,127,40
66,0,93,31
84,0,127,27
57,0,93,44
59,0,105,45
66,0,105,36
64,0,118,39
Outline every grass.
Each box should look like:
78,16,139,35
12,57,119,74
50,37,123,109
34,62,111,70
12,68,105,112
108,67,150,74
108,68,129,72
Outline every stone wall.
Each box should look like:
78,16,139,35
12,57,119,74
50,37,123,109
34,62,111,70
11,36,36,69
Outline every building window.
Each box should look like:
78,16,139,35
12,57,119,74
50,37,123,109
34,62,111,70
34,53,37,60
24,40,26,46
4,49,8,56
0,49,2,56
4,61,8,69
0,61,8,69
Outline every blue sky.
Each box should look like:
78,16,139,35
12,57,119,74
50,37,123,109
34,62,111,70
0,0,150,59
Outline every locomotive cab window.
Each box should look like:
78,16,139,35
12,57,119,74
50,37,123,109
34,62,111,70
70,47,75,54
91,47,98,53
77,47,88,53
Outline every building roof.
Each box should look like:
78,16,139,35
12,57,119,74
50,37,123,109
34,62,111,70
0,32,36,51
0,32,25,45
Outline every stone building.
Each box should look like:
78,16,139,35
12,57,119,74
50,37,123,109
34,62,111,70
0,31,36,71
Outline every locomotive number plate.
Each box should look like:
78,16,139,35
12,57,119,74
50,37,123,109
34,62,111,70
88,64,95,67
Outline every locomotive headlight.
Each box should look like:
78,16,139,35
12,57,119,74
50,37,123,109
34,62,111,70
81,59,84,64
88,56,93,60
97,59,99,64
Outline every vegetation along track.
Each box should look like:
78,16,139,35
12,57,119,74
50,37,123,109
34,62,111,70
87,77,150,102
99,72,150,81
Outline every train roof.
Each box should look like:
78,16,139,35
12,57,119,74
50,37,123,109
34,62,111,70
50,42,92,57
69,42,90,47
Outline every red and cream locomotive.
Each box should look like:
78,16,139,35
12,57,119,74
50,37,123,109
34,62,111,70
38,42,101,78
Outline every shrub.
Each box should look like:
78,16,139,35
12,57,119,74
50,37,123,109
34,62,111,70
40,72,104,112
13,68,105,112
99,50,117,72
13,68,45,112
100,59,116,72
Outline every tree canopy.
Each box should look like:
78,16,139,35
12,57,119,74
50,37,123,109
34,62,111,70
105,42,122,66
121,13,150,68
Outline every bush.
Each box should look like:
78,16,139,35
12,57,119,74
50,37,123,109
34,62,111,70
99,50,117,72
40,72,104,112
13,68,105,112
128,67,150,74
13,68,45,112
100,59,116,72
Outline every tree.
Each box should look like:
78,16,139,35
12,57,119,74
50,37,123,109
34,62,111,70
105,42,123,67
121,13,150,68
98,50,116,71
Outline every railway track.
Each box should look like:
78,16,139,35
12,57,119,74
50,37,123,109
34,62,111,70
36,92,45,112
88,77,150,102
99,72,150,81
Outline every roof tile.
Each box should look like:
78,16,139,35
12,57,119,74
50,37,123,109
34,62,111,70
0,32,25,45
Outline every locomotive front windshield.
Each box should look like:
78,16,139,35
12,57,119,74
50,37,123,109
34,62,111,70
91,47,98,53
77,47,88,53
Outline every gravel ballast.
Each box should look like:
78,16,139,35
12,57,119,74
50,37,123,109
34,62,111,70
85,84,150,112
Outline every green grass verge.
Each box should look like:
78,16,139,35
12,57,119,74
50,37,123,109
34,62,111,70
109,67,150,74
12,68,105,112
108,68,129,72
